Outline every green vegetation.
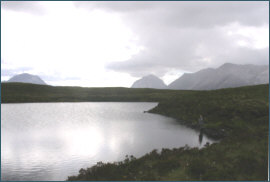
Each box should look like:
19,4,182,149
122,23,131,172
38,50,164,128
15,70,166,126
1,82,269,180
1,82,178,103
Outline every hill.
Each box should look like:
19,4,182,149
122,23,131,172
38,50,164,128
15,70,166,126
131,74,167,89
7,73,47,85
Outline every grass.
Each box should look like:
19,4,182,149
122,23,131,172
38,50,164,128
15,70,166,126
1,82,178,103
1,82,269,180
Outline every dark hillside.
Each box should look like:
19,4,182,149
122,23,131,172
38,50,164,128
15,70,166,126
67,84,268,180
1,82,180,103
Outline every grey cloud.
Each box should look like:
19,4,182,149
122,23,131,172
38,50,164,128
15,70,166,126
78,2,269,77
74,1,155,13
76,2,268,28
218,47,269,66
164,2,268,28
106,47,269,77
1,1,46,15
106,26,269,77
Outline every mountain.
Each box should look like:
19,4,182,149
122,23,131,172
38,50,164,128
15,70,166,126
169,63,269,90
131,74,167,89
7,73,47,85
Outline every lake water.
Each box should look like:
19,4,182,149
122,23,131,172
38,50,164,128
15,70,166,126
1,102,213,181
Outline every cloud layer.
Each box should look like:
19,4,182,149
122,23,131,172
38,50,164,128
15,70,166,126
1,1,269,86
77,1,269,77
1,1,46,15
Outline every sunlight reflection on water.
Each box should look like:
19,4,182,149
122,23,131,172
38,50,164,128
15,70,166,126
1,102,214,181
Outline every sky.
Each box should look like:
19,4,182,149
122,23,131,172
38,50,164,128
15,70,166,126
1,1,269,87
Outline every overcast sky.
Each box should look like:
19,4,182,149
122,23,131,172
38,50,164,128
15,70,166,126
1,1,269,87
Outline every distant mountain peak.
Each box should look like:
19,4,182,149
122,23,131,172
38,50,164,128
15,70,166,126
131,74,167,89
7,73,47,85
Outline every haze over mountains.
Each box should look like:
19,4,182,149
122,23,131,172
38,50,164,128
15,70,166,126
7,73,47,85
131,63,269,90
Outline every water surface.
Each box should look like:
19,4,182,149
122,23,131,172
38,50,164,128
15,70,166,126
1,102,213,181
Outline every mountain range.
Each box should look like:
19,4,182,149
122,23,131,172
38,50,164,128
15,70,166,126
4,63,269,89
131,63,269,90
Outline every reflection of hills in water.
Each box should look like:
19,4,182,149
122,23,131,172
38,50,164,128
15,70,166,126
199,130,204,145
